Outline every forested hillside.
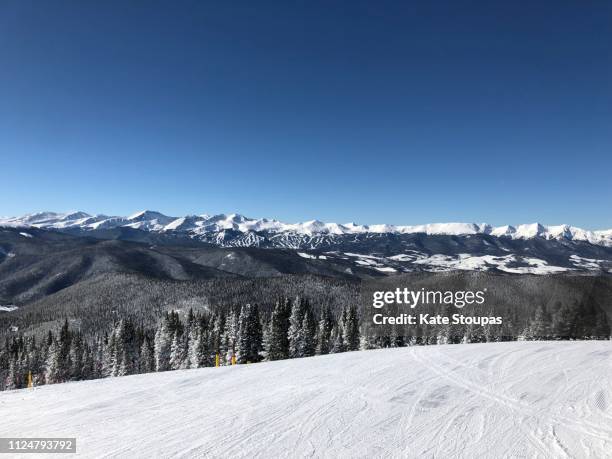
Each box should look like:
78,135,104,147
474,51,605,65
2,286,609,391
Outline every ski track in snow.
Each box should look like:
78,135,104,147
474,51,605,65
1,341,611,458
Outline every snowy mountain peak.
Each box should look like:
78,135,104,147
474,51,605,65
127,210,173,221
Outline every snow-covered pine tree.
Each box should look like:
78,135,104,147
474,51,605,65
236,303,263,364
105,327,118,376
298,312,316,357
187,308,195,328
342,305,360,351
330,326,345,353
315,307,334,355
81,343,94,380
552,302,576,339
45,339,62,385
69,334,84,380
188,325,209,369
528,306,550,340
25,336,43,385
154,315,172,372
5,358,18,390
288,297,306,358
267,299,291,360
593,309,611,339
58,319,72,381
210,313,225,362
169,333,186,370
359,333,373,351
139,336,154,373
93,336,106,379
223,310,239,365
261,320,271,361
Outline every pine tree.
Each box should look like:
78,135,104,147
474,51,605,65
359,334,376,351
223,310,239,364
194,320,212,368
58,319,72,381
593,309,611,339
169,333,185,370
188,326,201,369
330,326,345,353
187,308,195,328
267,299,291,360
139,336,154,373
236,304,263,364
261,320,271,361
5,358,18,390
288,297,306,358
69,334,84,380
154,315,172,372
298,313,316,357
553,302,576,339
342,305,360,351
210,313,225,361
529,306,551,340
45,339,62,385
81,344,94,380
118,318,138,376
315,307,333,355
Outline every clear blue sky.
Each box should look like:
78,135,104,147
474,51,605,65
1,1,611,228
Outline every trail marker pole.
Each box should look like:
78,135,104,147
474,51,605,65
27,371,33,389
215,353,220,367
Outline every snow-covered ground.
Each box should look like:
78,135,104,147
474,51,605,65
1,342,611,458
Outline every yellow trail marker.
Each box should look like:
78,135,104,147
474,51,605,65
27,371,33,389
215,353,220,367
231,355,236,365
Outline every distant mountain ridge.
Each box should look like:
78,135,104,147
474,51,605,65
2,211,612,276
2,210,612,247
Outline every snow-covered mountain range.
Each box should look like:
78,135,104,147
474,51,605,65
2,210,612,247
3,211,612,275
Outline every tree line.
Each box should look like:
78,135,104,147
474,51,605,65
1,295,609,391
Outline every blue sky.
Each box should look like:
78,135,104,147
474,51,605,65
1,1,611,228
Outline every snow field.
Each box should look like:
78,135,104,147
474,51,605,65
1,341,611,458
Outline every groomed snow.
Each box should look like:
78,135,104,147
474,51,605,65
1,342,610,458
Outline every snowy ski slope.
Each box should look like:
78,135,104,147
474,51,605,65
1,341,611,458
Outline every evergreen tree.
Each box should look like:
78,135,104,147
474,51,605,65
188,325,205,369
236,304,263,364
169,333,186,370
552,302,576,339
315,307,334,355
298,312,316,357
154,315,172,372
342,305,360,351
81,344,94,380
330,326,345,353
222,310,239,364
69,334,84,380
45,339,62,385
267,299,291,360
529,306,551,340
58,319,72,380
139,336,155,373
210,313,225,361
288,297,306,358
